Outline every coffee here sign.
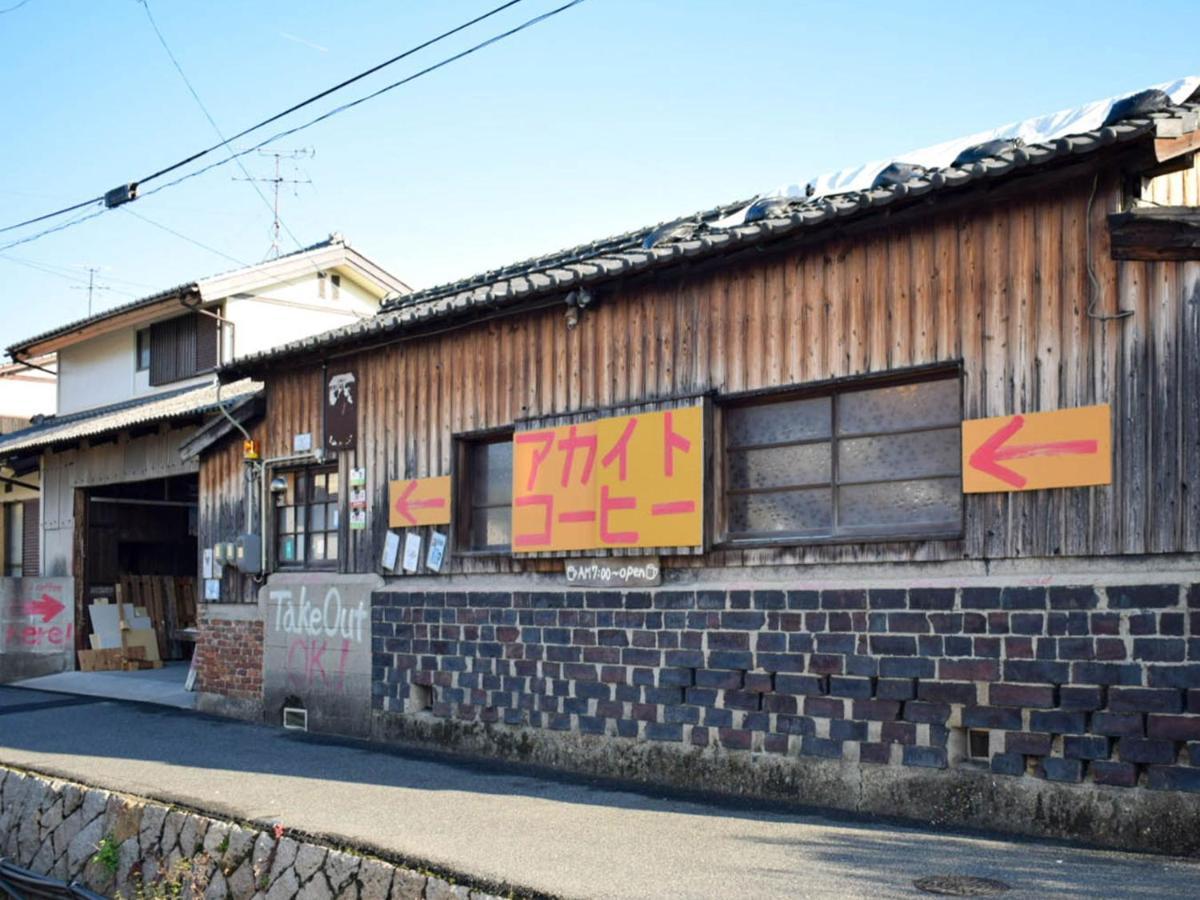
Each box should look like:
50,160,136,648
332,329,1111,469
512,406,703,552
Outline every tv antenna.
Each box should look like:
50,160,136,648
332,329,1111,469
232,148,314,260
69,266,112,315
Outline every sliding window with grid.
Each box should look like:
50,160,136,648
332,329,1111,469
722,372,962,543
275,467,340,569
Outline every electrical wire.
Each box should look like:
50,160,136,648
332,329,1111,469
0,0,586,248
136,0,305,252
139,0,587,200
137,0,528,185
123,208,248,267
0,0,35,14
0,254,137,297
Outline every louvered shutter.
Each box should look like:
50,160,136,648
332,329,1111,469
21,498,38,576
174,313,197,379
149,318,178,386
195,312,219,371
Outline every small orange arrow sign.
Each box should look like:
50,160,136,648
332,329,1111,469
388,476,451,527
962,404,1111,493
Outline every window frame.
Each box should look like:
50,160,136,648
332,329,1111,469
3,502,22,578
453,427,514,557
135,328,151,372
272,465,342,571
714,365,964,549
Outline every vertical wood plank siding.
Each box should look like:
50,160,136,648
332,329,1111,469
201,171,1200,576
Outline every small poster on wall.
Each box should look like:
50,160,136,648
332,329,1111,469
426,531,447,572
326,369,358,452
349,509,367,531
204,578,221,601
402,532,421,573
350,467,366,487
381,531,401,571
350,488,368,510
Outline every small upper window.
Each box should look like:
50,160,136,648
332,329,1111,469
136,328,151,372
274,467,340,569
331,273,341,300
721,372,962,544
459,435,512,552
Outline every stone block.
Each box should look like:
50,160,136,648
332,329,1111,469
1146,766,1200,793
990,753,1024,776
1117,737,1177,765
357,859,394,900
1029,710,1088,734
1092,712,1144,736
295,843,328,883
1063,735,1110,760
389,869,428,899
902,746,947,768
1039,757,1084,783
1109,688,1183,715
963,706,1022,730
1005,732,1052,756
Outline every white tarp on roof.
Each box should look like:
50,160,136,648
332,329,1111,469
761,76,1200,206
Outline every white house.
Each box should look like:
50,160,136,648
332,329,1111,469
0,235,407,680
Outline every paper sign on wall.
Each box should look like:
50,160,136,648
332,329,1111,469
512,405,704,552
389,476,452,527
382,531,401,571
426,531,447,572
962,403,1111,493
402,533,422,573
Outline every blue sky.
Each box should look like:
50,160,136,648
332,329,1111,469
1,0,1196,346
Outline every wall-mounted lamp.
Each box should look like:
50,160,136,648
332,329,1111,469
269,476,289,494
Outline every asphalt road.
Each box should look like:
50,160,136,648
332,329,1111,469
0,685,1196,899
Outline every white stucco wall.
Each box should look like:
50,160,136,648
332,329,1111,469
224,274,378,359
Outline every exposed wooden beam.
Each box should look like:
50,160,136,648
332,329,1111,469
1109,206,1200,260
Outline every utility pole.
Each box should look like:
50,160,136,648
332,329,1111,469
233,148,314,260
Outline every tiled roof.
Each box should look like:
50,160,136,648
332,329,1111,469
6,234,408,358
0,378,261,456
221,94,1200,376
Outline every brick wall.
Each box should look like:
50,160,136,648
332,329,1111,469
196,618,264,702
372,583,1200,794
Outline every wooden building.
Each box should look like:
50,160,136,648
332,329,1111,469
197,84,1200,850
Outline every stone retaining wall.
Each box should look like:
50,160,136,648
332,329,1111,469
0,766,515,900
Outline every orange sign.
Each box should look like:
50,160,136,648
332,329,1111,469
512,406,704,552
962,404,1111,493
388,476,452,527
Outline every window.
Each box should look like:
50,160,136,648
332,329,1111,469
317,272,341,300
3,502,22,577
274,467,340,569
459,435,512,552
148,312,219,386
136,328,151,372
721,372,961,543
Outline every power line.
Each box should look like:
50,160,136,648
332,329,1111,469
0,0,532,238
136,0,305,252
139,0,588,200
0,0,35,14
123,208,248,267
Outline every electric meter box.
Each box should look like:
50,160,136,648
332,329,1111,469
235,533,262,574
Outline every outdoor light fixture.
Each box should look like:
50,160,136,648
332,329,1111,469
269,475,289,494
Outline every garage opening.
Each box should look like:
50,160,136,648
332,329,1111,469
73,473,200,706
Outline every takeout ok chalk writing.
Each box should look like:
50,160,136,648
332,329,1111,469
272,586,367,644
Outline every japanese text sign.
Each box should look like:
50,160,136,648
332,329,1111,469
512,406,704,552
388,476,452,527
962,403,1111,493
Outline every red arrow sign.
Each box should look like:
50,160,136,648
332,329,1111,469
968,415,1098,489
21,594,65,623
392,479,448,526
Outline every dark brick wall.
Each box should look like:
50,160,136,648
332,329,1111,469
371,582,1200,793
